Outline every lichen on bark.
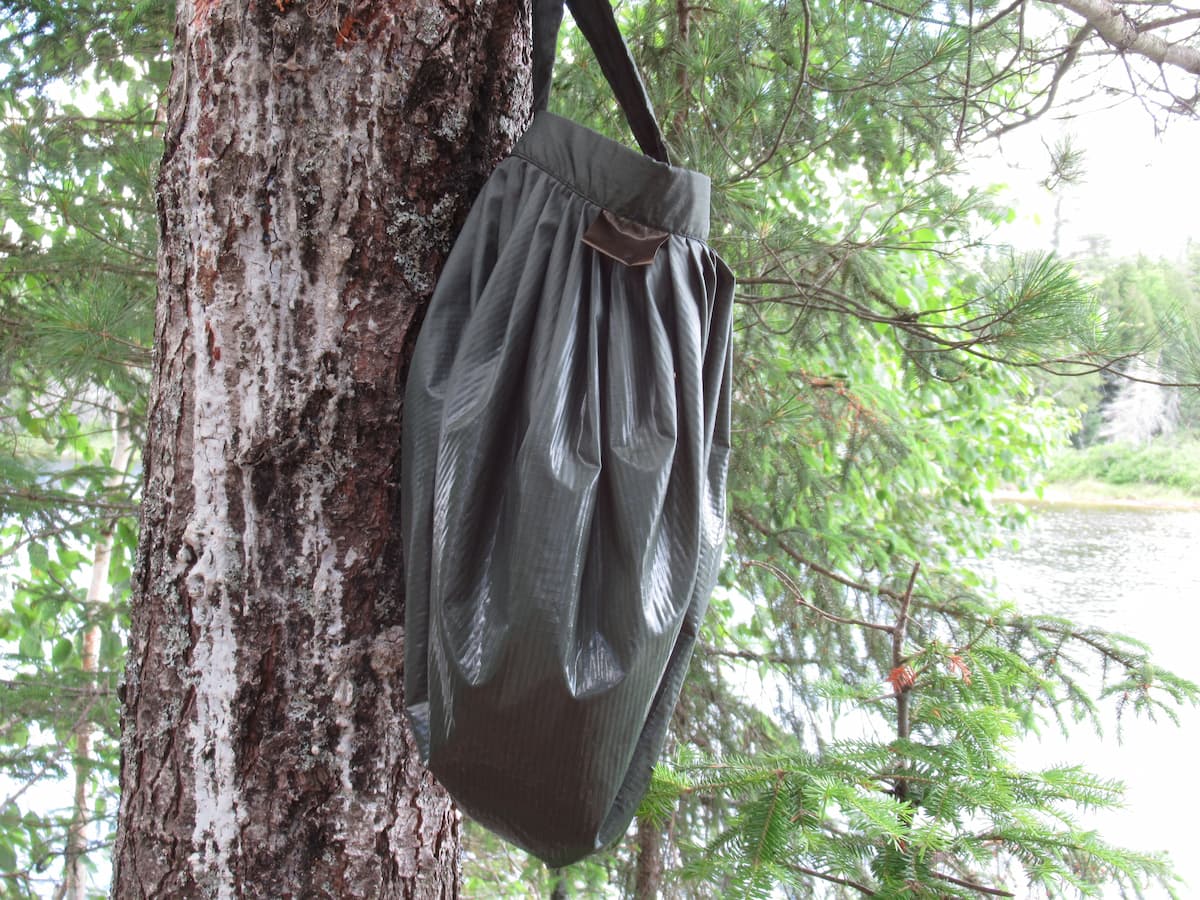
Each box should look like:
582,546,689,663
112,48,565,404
113,1,532,896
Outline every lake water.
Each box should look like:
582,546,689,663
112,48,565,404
983,504,1200,898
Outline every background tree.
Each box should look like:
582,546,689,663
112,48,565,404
1091,257,1199,436
1,0,162,892
1037,251,1200,497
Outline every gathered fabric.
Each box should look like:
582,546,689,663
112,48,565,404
402,111,733,866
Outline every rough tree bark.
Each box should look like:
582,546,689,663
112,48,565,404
633,814,665,900
113,0,529,896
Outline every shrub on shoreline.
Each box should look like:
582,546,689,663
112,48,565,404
1047,430,1200,496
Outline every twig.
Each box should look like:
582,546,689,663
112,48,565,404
727,0,810,183
784,862,876,896
891,564,919,800
699,643,814,667
994,24,1093,136
956,0,975,148
931,869,1015,896
735,509,909,602
744,560,896,634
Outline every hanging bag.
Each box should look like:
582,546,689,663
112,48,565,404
401,0,734,866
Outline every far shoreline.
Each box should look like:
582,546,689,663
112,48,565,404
992,481,1200,512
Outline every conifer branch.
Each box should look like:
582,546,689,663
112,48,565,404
728,0,810,182
735,508,910,603
931,869,1014,896
956,0,976,148
1049,0,1200,74
699,644,815,666
0,487,138,514
0,680,116,696
784,861,877,895
993,23,1094,135
744,559,896,633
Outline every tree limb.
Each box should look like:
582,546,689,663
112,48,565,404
1045,0,1200,73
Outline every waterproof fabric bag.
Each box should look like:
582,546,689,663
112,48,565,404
402,0,734,867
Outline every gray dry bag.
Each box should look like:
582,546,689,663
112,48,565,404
401,0,734,867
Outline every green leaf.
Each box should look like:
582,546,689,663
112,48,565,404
17,631,42,661
52,637,74,665
0,803,20,831
27,542,49,572
0,838,17,873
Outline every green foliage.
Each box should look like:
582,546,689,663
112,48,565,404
1036,253,1200,446
1092,255,1200,390
650,549,1198,897
0,0,161,893
1047,430,1200,496
648,742,1173,898
462,821,620,897
522,1,1200,897
1,0,1196,896
0,412,135,898
643,600,1195,896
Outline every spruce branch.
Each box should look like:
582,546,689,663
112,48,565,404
892,562,920,748
743,559,896,633
931,869,1015,896
783,861,877,895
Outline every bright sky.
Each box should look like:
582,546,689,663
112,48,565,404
978,101,1200,262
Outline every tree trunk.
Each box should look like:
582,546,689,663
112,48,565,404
65,417,133,900
113,0,529,896
633,814,665,900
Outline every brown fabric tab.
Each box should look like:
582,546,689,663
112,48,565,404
582,210,671,267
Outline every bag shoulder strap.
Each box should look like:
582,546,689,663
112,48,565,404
533,0,671,165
